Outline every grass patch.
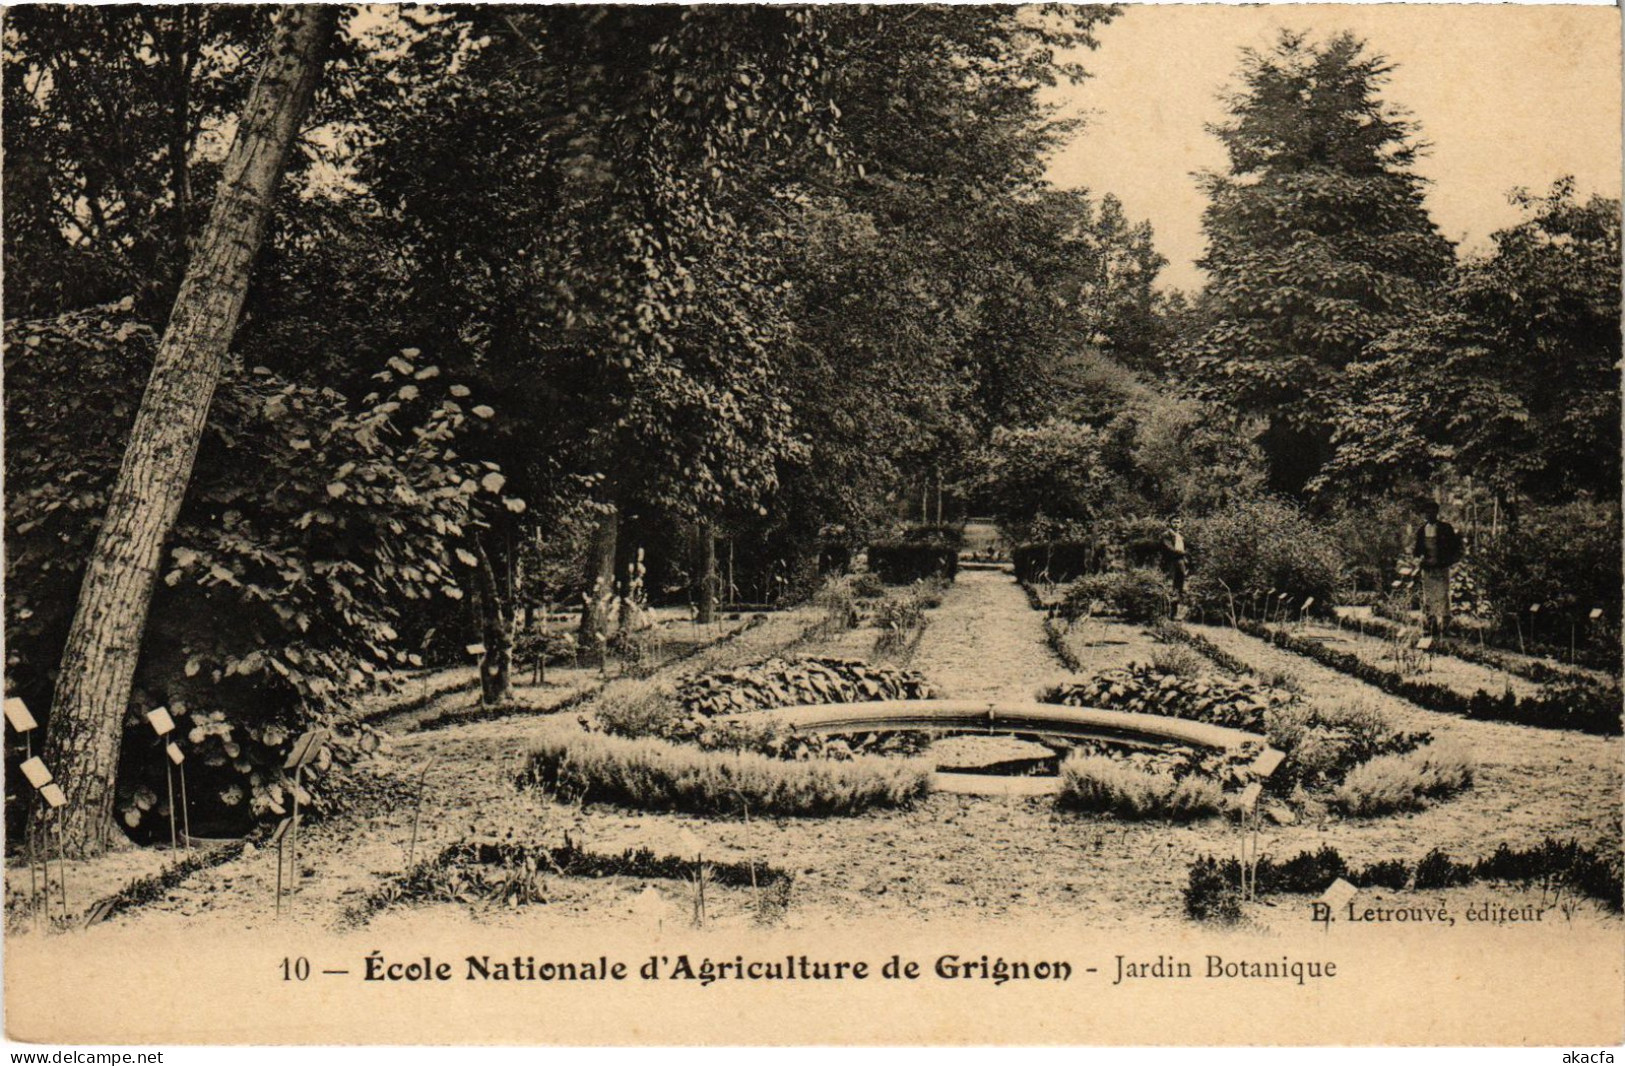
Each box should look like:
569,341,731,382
522,729,932,817
1057,755,1225,822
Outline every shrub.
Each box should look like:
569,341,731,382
1184,857,1244,923
1060,568,1172,624
849,571,887,599
592,680,685,740
4,311,504,839
1329,743,1475,816
523,730,932,817
1058,755,1224,821
1477,499,1621,654
1149,644,1207,678
1413,848,1475,889
1040,664,1296,733
811,577,861,634
1263,701,1431,790
866,541,958,584
900,523,965,548
1186,496,1347,617
969,419,1114,543
1012,540,1104,585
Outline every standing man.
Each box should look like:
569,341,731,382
1413,500,1463,632
1161,516,1189,617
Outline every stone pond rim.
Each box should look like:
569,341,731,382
713,699,1276,798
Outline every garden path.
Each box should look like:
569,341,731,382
908,569,1072,701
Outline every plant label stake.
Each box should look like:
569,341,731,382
1237,782,1263,900
145,708,181,851
1250,748,1285,779
1319,878,1359,928
406,756,437,868
40,782,68,916
283,729,329,904
268,817,292,916
167,742,191,849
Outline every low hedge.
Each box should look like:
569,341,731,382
1362,607,1621,686
1057,754,1224,821
523,729,933,817
1185,838,1623,922
866,541,958,584
1012,540,1105,584
1236,620,1622,735
1328,743,1475,816
899,523,965,547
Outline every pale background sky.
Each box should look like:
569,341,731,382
1045,4,1623,292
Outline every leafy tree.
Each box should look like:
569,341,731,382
6,309,506,841
1320,180,1622,503
1190,29,1454,495
2,6,272,317
30,5,336,856
968,420,1116,543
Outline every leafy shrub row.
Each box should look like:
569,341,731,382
1012,541,1105,584
1185,838,1623,922
1039,664,1297,733
866,542,958,584
1236,620,1622,735
677,656,935,718
1057,755,1225,821
1058,568,1173,624
523,730,932,817
1041,661,1442,796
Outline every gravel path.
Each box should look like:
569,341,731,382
909,570,1073,700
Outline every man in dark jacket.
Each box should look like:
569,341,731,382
1413,501,1464,632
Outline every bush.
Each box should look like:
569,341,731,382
1186,496,1347,617
1263,701,1431,790
811,577,861,634
523,730,932,817
1329,743,1475,816
4,311,503,839
866,541,958,584
1012,540,1105,584
849,572,887,599
1058,755,1224,821
1060,569,1172,624
1184,857,1244,923
1478,500,1621,638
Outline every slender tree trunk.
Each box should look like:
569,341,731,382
167,7,197,267
471,536,513,707
35,6,335,858
578,505,620,655
696,523,718,624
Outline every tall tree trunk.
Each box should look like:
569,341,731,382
471,536,513,707
695,523,718,624
577,505,620,656
35,5,335,858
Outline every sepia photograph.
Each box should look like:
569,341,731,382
2,0,1621,1049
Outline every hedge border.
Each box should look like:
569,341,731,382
1235,619,1621,736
